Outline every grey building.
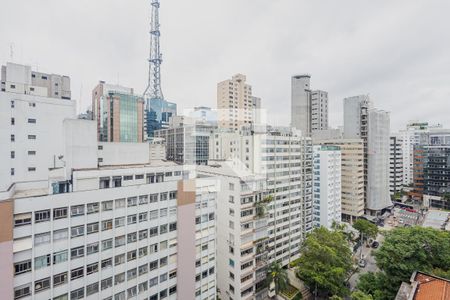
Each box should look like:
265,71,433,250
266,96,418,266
390,135,403,195
311,90,329,131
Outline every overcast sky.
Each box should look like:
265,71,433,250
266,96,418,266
1,0,449,131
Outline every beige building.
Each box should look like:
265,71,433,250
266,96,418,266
217,74,255,131
316,139,365,222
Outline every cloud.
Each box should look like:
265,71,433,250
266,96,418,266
0,0,449,131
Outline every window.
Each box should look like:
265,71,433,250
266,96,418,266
11,134,15,142
115,198,125,208
87,222,99,234
71,246,84,259
87,242,99,255
139,281,148,293
127,197,137,207
14,213,32,227
87,202,99,214
229,183,235,190
102,219,113,231
71,225,85,238
127,214,137,225
127,268,137,280
53,228,68,241
14,260,31,275
139,212,148,222
28,167,36,172
87,262,99,275
115,254,126,266
169,270,177,279
28,118,36,124
135,174,144,180
160,208,168,217
115,216,125,228
160,289,167,299
35,210,50,223
169,285,177,295
160,273,168,282
150,194,158,203
160,224,168,234
150,209,158,220
124,175,133,181
35,254,50,269
160,256,168,267
28,150,36,155
101,258,113,269
54,207,68,219
150,260,158,271
34,277,50,293
139,246,148,257
115,272,125,285
70,205,84,217
138,263,148,275
102,200,113,211
11,151,15,159
150,226,158,237
86,282,99,296
127,286,137,299
139,229,148,240
150,243,158,254
115,235,125,247
14,284,31,299
70,287,84,300
71,267,84,280
139,195,148,204
11,117,15,125
127,250,137,261
169,191,177,199
11,168,14,176
53,250,68,264
54,294,68,300
169,222,177,232
149,276,158,287
160,192,168,201
102,238,113,251
35,232,51,246
28,135,36,140
53,272,68,286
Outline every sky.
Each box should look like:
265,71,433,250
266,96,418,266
1,0,449,131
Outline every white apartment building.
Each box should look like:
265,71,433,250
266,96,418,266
217,74,255,131
344,95,391,214
209,126,313,267
397,122,442,186
198,161,269,300
312,145,342,228
1,62,71,100
311,90,328,132
315,139,364,223
0,63,76,192
389,136,403,195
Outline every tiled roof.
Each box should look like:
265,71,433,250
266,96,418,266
413,272,450,300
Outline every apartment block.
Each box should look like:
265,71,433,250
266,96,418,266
155,116,216,165
1,62,71,100
0,125,218,300
217,74,255,131
198,162,269,300
344,95,391,214
209,126,313,266
312,145,342,228
315,139,364,222
390,136,403,195
311,90,329,131
92,81,145,143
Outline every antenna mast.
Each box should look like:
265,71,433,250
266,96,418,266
144,0,164,107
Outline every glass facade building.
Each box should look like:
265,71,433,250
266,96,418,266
145,98,177,140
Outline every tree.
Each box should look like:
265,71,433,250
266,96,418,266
353,219,378,244
357,227,450,299
267,262,288,295
295,227,353,297
351,290,373,300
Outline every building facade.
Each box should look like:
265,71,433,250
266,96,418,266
145,98,177,141
291,75,311,135
311,90,329,132
92,81,145,143
390,136,403,196
155,116,216,165
312,145,342,228
217,74,255,131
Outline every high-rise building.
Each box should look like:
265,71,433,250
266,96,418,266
217,74,255,131
92,81,145,143
0,101,218,300
312,145,342,228
145,98,177,140
291,75,311,135
154,116,216,165
291,75,329,136
209,126,313,266
1,62,71,100
0,62,76,192
311,90,329,131
315,139,365,222
344,95,391,214
198,161,270,300
389,135,403,196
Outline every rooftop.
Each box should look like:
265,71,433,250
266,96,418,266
395,271,450,300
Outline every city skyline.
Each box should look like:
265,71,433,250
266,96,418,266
1,0,449,131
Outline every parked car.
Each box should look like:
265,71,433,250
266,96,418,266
371,241,379,248
358,259,366,268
